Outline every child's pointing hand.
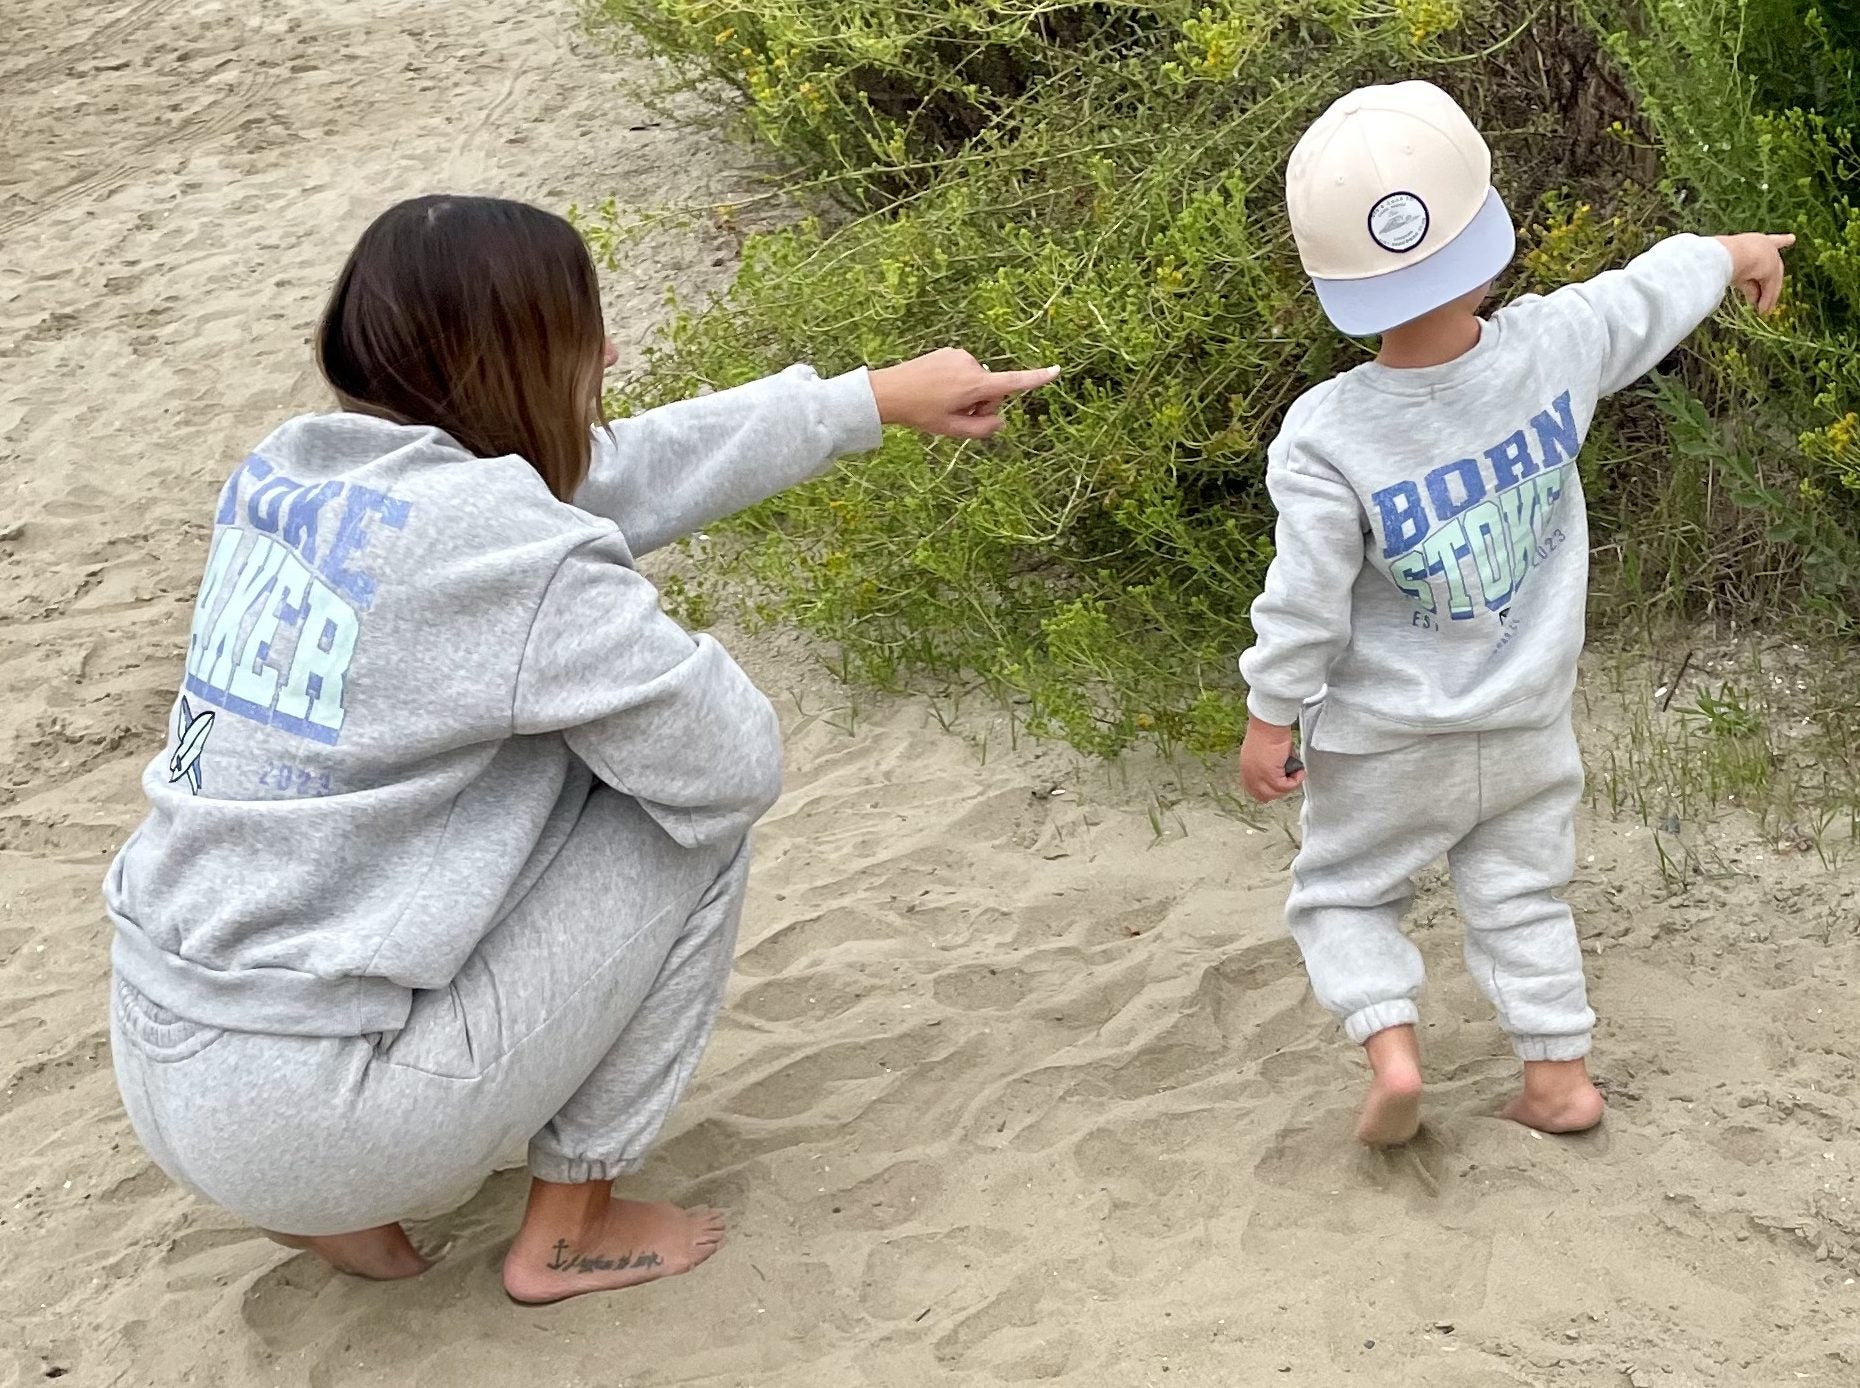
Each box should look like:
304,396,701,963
869,348,1061,441
1716,232,1796,315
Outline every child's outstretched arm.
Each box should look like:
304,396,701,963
576,350,1058,556
1237,427,1364,802
1562,232,1793,398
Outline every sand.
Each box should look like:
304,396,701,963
4,1,1860,1384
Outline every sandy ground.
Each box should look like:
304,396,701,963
5,2,1860,1385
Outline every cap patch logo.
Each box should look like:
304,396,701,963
1368,192,1429,253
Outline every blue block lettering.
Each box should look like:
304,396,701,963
1484,430,1537,489
283,481,344,563
1373,480,1430,559
322,485,411,609
1530,391,1581,468
1424,458,1487,523
217,455,271,525
247,474,298,535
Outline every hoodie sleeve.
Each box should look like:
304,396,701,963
1238,431,1366,728
1556,234,1734,398
513,535,784,849
574,365,884,557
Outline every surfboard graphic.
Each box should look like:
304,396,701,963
168,697,215,795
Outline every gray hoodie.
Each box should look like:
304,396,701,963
105,366,881,1036
1239,234,1734,752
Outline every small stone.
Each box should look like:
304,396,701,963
1363,1340,1375,1350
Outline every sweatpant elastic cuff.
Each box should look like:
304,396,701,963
1343,1001,1420,1045
528,1147,646,1185
1511,1032,1592,1062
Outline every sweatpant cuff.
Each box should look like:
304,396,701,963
1510,1032,1592,1062
1343,1001,1420,1045
528,1147,646,1185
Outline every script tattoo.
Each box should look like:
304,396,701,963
546,1239,666,1274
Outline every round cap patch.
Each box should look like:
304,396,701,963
1367,192,1429,253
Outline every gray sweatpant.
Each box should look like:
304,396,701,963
110,787,748,1236
1286,709,1595,1062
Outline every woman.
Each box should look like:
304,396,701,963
104,194,1056,1305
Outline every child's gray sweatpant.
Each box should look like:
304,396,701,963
110,787,748,1236
1287,708,1595,1062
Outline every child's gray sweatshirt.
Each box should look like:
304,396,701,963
105,366,881,1036
1239,234,1733,752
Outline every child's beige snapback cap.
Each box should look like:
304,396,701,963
1286,80,1515,335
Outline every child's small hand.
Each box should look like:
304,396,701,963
1716,232,1795,315
869,349,1061,440
1239,715,1305,803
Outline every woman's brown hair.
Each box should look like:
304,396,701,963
317,195,607,501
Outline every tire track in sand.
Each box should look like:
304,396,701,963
1,0,185,87
0,69,279,238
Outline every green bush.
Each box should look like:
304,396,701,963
588,0,1858,756
587,0,1179,203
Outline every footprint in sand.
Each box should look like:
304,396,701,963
931,962,1041,1012
733,966,866,1024
736,904,904,977
39,500,108,521
856,1226,1003,1322
239,1253,338,1354
823,1157,946,1233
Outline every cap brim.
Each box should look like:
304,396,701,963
1311,188,1515,337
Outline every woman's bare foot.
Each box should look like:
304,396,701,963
503,1177,726,1306
265,1223,432,1280
1356,1024,1424,1147
1504,1058,1605,1134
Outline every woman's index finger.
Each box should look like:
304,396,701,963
980,366,1062,397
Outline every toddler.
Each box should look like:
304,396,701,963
1238,81,1791,1145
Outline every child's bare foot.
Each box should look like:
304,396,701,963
1356,1024,1424,1147
503,1180,726,1306
265,1224,433,1280
1503,1058,1605,1134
